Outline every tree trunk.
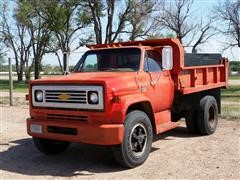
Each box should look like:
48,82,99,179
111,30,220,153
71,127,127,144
55,52,64,74
192,47,197,53
63,53,67,72
24,58,31,82
34,57,40,79
63,51,69,73
17,73,23,81
14,57,23,81
25,70,31,82
17,64,24,81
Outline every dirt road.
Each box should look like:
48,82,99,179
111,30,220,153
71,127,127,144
0,105,239,179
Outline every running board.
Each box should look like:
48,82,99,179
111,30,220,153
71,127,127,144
156,122,179,134
154,110,179,134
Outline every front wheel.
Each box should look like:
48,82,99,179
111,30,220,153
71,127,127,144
112,110,153,168
33,137,70,154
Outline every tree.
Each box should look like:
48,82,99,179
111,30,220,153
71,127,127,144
125,0,158,41
156,0,214,53
191,20,215,53
229,61,240,73
214,0,240,48
82,0,156,44
0,1,32,81
36,0,92,73
0,52,5,66
0,36,5,66
83,0,131,44
156,0,195,44
17,0,53,79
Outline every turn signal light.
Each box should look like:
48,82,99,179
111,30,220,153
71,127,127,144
112,96,121,103
25,94,29,101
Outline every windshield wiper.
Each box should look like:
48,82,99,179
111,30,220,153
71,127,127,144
101,68,121,72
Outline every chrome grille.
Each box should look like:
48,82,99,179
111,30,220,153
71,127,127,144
47,114,87,121
45,90,87,104
32,85,104,110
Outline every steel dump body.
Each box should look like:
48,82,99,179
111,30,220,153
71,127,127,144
177,59,228,94
87,38,228,95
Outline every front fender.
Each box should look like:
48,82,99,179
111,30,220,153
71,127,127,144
110,93,152,124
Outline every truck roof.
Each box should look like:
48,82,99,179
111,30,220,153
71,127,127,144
86,38,182,49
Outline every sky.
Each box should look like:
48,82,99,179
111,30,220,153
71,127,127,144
3,0,240,66
44,0,239,66
189,0,239,61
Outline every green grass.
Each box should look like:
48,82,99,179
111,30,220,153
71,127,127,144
221,85,240,95
229,75,240,80
221,96,240,102
221,85,240,119
221,105,240,119
0,79,29,93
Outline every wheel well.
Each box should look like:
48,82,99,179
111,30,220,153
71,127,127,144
126,101,156,133
172,88,221,118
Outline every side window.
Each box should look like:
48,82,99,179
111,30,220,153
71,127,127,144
144,50,162,72
82,54,97,71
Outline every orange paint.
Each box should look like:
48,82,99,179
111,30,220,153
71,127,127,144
27,118,123,145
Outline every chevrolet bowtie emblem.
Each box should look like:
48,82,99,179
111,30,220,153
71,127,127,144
58,93,70,100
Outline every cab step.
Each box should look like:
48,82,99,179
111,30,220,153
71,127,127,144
156,122,179,134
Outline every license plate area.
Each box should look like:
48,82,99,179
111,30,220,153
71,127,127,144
47,126,78,135
30,124,42,134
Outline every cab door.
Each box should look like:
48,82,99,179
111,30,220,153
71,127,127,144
144,49,174,113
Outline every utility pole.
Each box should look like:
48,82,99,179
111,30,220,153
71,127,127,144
8,58,13,106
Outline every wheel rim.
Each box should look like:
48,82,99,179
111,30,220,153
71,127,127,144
208,106,216,128
129,123,148,157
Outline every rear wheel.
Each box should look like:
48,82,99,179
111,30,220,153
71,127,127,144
112,110,153,168
197,96,218,135
33,137,70,154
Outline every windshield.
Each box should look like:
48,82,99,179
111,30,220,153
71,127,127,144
74,48,141,72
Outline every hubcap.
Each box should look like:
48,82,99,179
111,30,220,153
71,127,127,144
208,106,216,128
129,123,147,157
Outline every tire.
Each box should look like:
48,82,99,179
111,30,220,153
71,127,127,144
112,110,153,168
33,137,70,155
197,96,218,135
185,111,199,133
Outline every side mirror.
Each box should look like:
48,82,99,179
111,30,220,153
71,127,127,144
162,46,173,70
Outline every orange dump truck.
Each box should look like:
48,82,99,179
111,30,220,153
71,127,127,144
27,38,228,168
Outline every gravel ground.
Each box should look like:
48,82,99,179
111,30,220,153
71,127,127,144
0,105,239,180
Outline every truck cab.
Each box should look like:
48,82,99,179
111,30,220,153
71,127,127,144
27,38,228,168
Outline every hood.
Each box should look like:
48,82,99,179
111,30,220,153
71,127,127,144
31,72,140,94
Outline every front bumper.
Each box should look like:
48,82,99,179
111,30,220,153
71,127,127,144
27,118,124,145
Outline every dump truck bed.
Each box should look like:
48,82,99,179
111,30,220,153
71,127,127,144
176,54,228,94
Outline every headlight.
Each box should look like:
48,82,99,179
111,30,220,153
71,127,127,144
35,90,43,102
88,91,99,104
